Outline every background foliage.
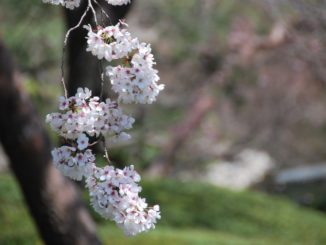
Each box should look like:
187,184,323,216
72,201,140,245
0,0,326,244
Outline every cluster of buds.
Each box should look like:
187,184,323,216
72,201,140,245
43,0,163,236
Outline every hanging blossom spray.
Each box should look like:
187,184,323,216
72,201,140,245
43,0,163,236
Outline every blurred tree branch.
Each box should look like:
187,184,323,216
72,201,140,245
147,87,214,176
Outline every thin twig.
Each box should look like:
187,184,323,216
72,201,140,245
102,137,111,163
92,0,112,99
61,3,91,98
90,136,110,164
61,49,68,98
99,60,106,99
93,0,113,25
88,0,98,25
104,146,110,163
64,5,90,45
88,140,99,147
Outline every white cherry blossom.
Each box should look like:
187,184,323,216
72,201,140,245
42,0,80,9
46,88,135,140
43,0,163,234
85,23,139,62
106,43,164,104
86,165,160,236
106,0,131,6
77,133,89,150
52,146,95,180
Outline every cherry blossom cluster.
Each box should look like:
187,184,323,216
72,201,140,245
43,0,162,236
85,24,139,62
43,0,131,9
86,23,164,104
51,145,95,180
45,88,134,140
106,43,163,104
105,0,131,6
42,0,81,9
87,165,161,236
46,88,160,235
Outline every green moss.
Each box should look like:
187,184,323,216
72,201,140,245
140,179,326,244
0,173,325,244
98,226,278,245
0,174,42,245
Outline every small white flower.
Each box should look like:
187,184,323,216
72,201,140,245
45,88,134,140
59,96,69,110
105,0,131,6
42,0,63,6
76,87,92,100
106,43,164,104
86,164,160,236
64,0,80,9
42,0,80,9
77,133,89,150
51,146,95,181
85,23,139,62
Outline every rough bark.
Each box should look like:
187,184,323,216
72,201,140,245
0,41,101,245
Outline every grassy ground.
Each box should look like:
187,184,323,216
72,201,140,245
0,173,326,245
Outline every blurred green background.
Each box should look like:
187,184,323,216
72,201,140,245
0,0,326,244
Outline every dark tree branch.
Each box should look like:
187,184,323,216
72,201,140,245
64,0,134,97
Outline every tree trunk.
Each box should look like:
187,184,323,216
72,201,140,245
64,0,134,97
0,41,101,245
